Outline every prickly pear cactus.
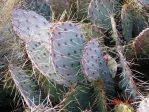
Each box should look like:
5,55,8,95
132,14,148,38
81,38,115,96
62,85,95,112
133,27,149,56
103,54,117,78
121,4,134,42
88,0,120,31
1,0,149,111
50,21,85,85
110,13,140,99
11,9,50,49
92,81,107,112
137,95,149,112
9,64,47,111
118,57,139,99
114,102,134,112
126,27,149,60
21,0,52,20
40,77,67,104
26,41,68,85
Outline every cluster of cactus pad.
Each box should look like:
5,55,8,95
0,0,149,112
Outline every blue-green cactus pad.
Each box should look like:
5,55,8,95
88,0,119,31
11,9,50,49
50,22,85,85
9,65,46,110
121,5,133,42
26,41,68,86
81,39,115,96
22,0,52,20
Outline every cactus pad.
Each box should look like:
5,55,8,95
11,9,50,49
118,58,139,99
50,21,85,85
9,64,46,110
62,85,95,112
26,41,68,85
133,28,149,55
22,0,52,20
132,14,148,38
81,39,115,96
121,4,134,42
103,54,117,78
88,0,119,31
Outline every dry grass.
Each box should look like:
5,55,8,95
0,0,21,31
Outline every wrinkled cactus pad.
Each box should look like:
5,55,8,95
50,21,85,85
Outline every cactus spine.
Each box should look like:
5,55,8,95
137,95,149,112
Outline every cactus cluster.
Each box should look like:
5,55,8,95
0,0,149,112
